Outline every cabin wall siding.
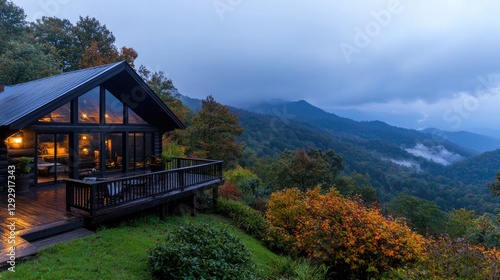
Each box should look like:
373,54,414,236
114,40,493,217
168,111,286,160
154,132,161,156
0,139,8,190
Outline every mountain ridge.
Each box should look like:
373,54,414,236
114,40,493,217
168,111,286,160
180,95,500,214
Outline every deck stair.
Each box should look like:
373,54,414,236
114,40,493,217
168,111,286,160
0,217,93,269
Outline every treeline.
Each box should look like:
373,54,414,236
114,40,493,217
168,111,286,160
0,0,140,84
234,106,500,215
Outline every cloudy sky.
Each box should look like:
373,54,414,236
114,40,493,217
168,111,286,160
12,0,500,134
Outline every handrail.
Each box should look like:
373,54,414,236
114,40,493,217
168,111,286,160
66,158,223,216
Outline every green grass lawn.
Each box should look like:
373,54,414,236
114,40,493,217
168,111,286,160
1,213,283,279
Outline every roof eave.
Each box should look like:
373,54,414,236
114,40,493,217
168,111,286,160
123,64,186,130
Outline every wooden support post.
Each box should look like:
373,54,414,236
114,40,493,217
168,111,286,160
170,203,176,215
159,204,166,220
191,194,196,216
213,186,219,211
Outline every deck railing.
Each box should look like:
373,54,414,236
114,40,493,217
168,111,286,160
66,158,223,216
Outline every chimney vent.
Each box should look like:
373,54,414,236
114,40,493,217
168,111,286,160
0,82,4,93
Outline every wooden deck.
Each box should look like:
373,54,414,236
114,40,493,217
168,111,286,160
0,158,223,263
0,184,83,263
66,158,223,220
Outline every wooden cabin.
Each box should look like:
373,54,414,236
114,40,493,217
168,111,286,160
0,60,223,220
0,61,184,188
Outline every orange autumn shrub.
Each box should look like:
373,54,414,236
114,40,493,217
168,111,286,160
265,188,426,278
264,188,306,255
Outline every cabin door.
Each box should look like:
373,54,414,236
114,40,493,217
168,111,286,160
36,133,70,185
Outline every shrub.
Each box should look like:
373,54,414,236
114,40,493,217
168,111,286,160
387,236,500,279
267,256,328,280
264,188,305,255
148,223,258,279
266,188,426,279
217,198,268,240
219,181,243,201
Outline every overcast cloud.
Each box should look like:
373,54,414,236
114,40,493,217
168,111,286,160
12,0,500,133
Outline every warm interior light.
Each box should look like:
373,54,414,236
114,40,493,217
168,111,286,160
82,113,87,119
82,135,87,140
8,131,23,148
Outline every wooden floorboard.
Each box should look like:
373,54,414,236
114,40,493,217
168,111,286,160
0,184,79,252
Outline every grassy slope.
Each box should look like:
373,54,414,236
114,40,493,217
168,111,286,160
2,214,281,279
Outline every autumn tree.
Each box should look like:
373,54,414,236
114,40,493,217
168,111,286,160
0,2,138,83
187,95,243,167
273,148,343,191
118,46,138,68
33,15,137,70
223,165,263,206
73,16,118,68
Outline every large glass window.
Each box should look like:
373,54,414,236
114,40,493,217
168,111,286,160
78,87,100,123
105,133,123,172
38,102,71,123
37,133,69,184
129,132,145,170
128,108,147,124
78,133,100,176
105,90,123,124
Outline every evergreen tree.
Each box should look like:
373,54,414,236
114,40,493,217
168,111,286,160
273,148,343,192
187,95,243,167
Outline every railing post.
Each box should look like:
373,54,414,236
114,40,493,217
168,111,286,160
66,181,72,211
179,169,185,191
90,183,95,217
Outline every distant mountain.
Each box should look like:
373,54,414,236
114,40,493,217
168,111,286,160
422,128,500,153
246,99,333,120
244,99,475,165
440,149,500,186
180,95,202,112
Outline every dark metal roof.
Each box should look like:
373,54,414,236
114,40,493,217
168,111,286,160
0,61,185,130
